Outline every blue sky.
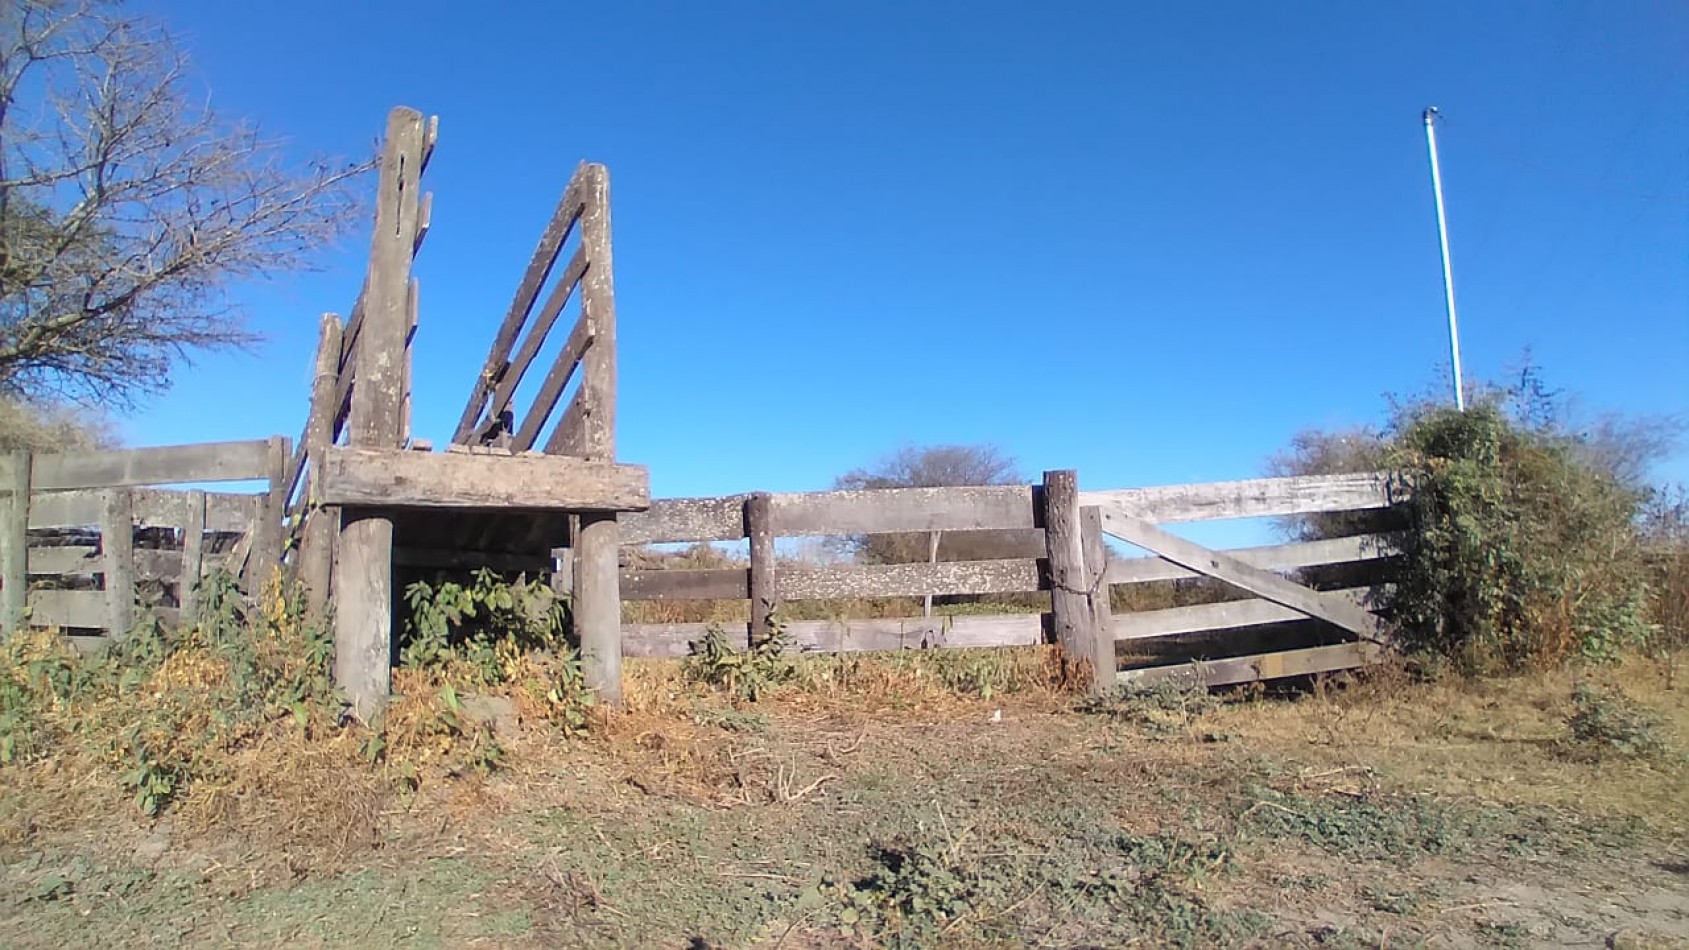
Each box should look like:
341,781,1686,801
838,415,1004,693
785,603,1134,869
128,0,1687,506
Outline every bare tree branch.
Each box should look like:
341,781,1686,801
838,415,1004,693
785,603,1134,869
0,0,374,408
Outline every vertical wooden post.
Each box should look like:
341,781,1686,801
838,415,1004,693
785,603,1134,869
101,489,136,640
562,164,625,701
301,313,345,622
746,493,776,645
249,435,290,587
573,512,621,704
1042,470,1099,691
1080,505,1116,695
180,489,206,625
336,106,427,720
0,452,30,635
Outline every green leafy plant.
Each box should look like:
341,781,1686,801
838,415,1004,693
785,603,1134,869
684,607,795,702
1563,682,1669,760
402,569,570,678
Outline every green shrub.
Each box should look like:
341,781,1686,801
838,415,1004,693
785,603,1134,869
684,610,794,702
1274,367,1671,671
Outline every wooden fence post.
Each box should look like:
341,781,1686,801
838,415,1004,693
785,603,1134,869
249,435,290,587
336,106,427,720
300,313,345,622
574,512,621,704
746,493,776,645
1080,505,1116,695
102,489,136,640
1042,470,1101,691
180,489,206,624
0,452,30,635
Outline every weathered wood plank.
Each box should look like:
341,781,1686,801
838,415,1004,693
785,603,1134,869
621,612,1047,658
453,169,587,444
1,452,29,633
101,490,135,639
1117,641,1388,689
1105,534,1400,585
1080,472,1402,524
575,512,622,703
319,446,650,511
26,589,107,629
248,435,290,585
1100,506,1387,642
772,485,1037,537
23,489,251,534
562,163,617,461
512,311,594,451
1081,506,1116,694
300,314,344,619
179,490,206,621
28,545,182,580
1112,587,1377,641
487,246,588,443
621,567,749,601
747,494,775,643
338,106,426,722
29,440,275,491
620,495,747,544
779,558,1043,600
1044,471,1099,688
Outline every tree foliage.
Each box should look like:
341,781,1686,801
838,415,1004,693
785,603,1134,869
0,0,371,407
1272,365,1682,671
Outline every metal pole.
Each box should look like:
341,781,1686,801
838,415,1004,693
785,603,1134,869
1423,106,1465,411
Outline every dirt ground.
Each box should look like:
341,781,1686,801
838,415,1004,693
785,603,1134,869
1,653,1685,949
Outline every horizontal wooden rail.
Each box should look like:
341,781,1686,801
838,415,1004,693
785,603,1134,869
30,440,276,491
1118,641,1387,689
318,447,650,511
26,546,220,581
1112,586,1378,641
621,495,748,544
622,612,1047,658
26,589,106,628
1080,472,1401,524
620,558,1047,603
28,489,256,533
1105,533,1399,585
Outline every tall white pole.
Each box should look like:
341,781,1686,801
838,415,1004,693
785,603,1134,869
1423,106,1466,411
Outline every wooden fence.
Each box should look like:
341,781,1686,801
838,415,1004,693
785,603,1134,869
618,470,1408,691
0,438,290,647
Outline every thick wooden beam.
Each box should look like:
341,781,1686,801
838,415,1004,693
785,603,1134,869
453,169,587,444
1118,642,1387,689
101,489,135,639
575,511,621,704
300,314,345,620
772,485,1036,538
319,447,649,511
620,495,749,544
30,440,275,491
28,489,258,535
26,589,106,629
1,452,29,634
551,164,616,461
1079,472,1402,524
1099,505,1387,643
337,106,427,721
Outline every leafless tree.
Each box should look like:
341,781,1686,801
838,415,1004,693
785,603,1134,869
832,443,1035,565
0,0,371,408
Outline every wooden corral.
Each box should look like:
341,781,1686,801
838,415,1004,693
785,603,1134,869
0,438,290,649
0,102,1412,707
619,470,1409,692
